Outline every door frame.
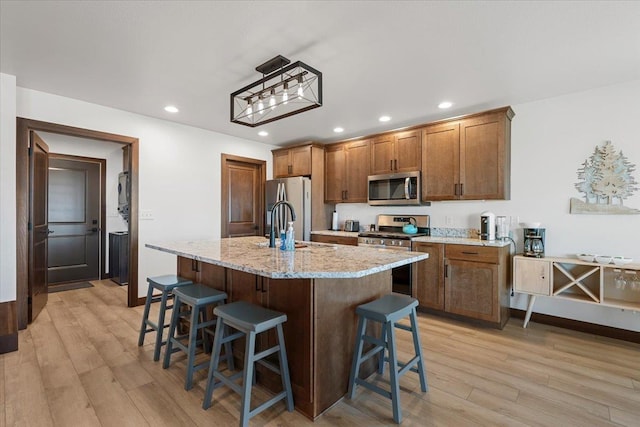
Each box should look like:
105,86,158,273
16,118,140,329
48,153,107,282
220,154,266,238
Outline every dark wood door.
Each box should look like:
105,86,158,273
28,132,49,322
324,143,346,203
422,122,460,200
221,154,265,238
345,139,370,202
47,156,101,284
412,242,445,310
445,259,499,322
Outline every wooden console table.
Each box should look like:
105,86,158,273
513,255,640,327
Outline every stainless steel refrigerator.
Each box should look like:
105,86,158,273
266,177,311,241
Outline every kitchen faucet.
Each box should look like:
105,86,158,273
269,200,297,248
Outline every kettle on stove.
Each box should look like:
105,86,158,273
402,217,418,234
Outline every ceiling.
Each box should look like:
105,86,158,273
2,1,640,147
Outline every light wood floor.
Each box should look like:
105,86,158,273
2,279,639,426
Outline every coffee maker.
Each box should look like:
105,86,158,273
480,211,496,240
523,228,545,257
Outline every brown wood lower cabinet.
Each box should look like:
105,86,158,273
412,243,510,328
176,256,390,419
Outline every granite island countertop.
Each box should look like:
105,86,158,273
146,236,428,279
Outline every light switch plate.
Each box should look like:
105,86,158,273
140,210,154,220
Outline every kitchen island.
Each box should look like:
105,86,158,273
146,236,428,420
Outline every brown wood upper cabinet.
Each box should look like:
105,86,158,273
273,145,312,177
370,129,421,174
325,139,370,203
422,107,514,201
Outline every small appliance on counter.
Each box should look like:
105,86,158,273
480,211,496,240
523,227,545,257
344,220,360,232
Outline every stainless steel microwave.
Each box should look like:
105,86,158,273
368,171,423,206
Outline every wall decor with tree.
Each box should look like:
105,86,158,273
571,141,639,214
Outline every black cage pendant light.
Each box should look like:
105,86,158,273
230,55,322,127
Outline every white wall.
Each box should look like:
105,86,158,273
337,79,640,331
16,88,276,298
40,133,127,274
0,73,17,302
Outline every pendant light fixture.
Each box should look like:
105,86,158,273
231,55,322,127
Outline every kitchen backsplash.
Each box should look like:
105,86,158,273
430,227,480,238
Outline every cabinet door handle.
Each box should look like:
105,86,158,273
454,183,459,196
460,183,464,196
445,264,449,278
390,160,393,171
255,277,260,292
261,279,266,293
394,159,398,170
344,190,348,200
462,251,479,255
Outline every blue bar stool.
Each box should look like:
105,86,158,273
202,301,294,427
138,274,192,361
347,293,428,424
163,283,232,390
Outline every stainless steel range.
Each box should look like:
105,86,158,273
358,214,430,295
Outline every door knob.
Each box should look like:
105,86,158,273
87,227,99,233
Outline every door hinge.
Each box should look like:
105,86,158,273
28,146,33,156
28,221,32,231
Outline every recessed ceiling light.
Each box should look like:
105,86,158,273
379,115,391,122
333,127,344,133
258,130,269,137
164,105,179,113
438,101,453,109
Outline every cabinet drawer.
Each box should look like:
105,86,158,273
311,234,358,246
445,244,500,264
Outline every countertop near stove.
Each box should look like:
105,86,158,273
310,230,360,238
412,236,512,247
146,236,428,279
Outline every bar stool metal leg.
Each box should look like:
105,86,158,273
137,283,154,347
240,331,257,427
387,322,401,423
276,323,294,411
348,315,366,399
153,290,171,361
410,308,428,392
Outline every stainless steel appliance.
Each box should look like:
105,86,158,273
368,171,426,206
266,177,311,241
523,228,545,257
358,214,430,295
117,171,129,222
344,220,359,232
480,211,496,240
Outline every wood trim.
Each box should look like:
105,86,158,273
271,141,323,152
510,308,640,344
220,154,266,238
325,105,515,147
48,153,107,280
16,118,141,329
0,300,18,353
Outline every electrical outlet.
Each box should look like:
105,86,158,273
140,210,154,220
445,216,454,226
